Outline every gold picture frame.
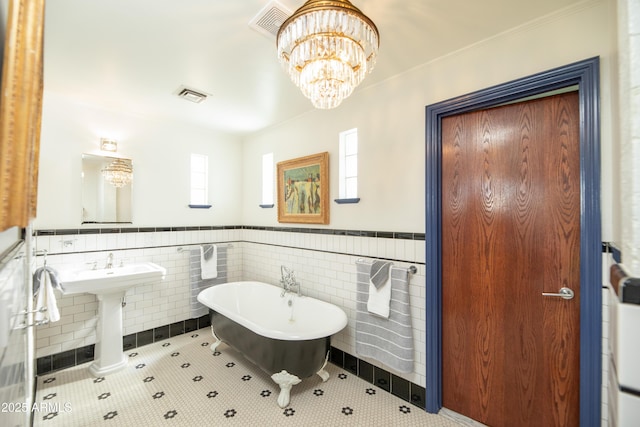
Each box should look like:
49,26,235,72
277,152,329,224
0,0,45,230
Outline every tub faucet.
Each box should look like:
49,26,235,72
288,281,300,297
105,253,114,269
280,266,300,297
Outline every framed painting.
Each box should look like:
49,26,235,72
277,152,329,224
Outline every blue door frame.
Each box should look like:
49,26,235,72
424,57,602,426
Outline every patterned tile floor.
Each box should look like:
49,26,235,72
34,328,462,426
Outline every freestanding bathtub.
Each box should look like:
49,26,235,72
197,281,348,407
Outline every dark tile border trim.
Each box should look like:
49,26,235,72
602,241,622,264
329,346,426,411
620,385,640,398
34,225,426,241
33,225,243,236
36,315,211,376
34,226,427,268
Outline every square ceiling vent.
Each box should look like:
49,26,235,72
249,0,292,38
175,86,208,104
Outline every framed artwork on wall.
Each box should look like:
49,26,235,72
277,152,329,224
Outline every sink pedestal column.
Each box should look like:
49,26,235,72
89,291,127,376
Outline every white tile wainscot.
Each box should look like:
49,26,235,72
240,228,427,389
33,227,426,389
33,229,243,360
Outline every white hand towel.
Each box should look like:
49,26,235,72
200,244,218,279
35,270,60,323
367,270,391,318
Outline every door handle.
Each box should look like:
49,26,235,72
542,287,574,300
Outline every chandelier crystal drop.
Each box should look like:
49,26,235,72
276,0,379,109
102,158,133,188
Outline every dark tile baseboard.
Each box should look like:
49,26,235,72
36,315,211,376
36,318,426,413
329,346,426,411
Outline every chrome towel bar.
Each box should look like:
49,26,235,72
356,258,417,274
177,243,233,252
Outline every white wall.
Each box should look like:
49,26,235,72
33,1,616,237
616,0,640,276
34,92,244,229
241,0,616,237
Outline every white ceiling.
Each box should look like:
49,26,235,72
43,0,583,137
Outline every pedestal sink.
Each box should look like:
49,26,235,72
59,262,166,376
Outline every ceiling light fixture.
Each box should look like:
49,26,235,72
102,158,133,188
100,138,118,152
276,0,379,109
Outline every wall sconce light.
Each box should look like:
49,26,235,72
100,138,118,152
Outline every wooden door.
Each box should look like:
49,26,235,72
441,92,580,426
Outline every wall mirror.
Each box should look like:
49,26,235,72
82,154,133,224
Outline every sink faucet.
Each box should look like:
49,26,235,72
280,265,300,297
105,253,114,269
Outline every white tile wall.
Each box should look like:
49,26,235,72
0,240,29,427
33,227,428,388
34,229,243,359
240,229,427,388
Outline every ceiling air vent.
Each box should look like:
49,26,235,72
176,86,208,104
249,1,292,38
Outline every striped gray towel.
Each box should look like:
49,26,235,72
355,261,414,373
189,246,228,318
202,244,214,261
370,260,391,289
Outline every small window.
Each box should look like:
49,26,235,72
190,153,209,206
261,152,274,207
339,128,358,200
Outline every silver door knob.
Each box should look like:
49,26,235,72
542,287,574,300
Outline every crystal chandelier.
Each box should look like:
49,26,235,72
102,158,133,188
276,0,379,109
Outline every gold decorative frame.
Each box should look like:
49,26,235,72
277,152,329,224
0,0,45,230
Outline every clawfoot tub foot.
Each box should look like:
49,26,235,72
271,370,301,408
316,351,330,382
209,325,221,352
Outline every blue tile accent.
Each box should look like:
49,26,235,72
334,198,360,204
